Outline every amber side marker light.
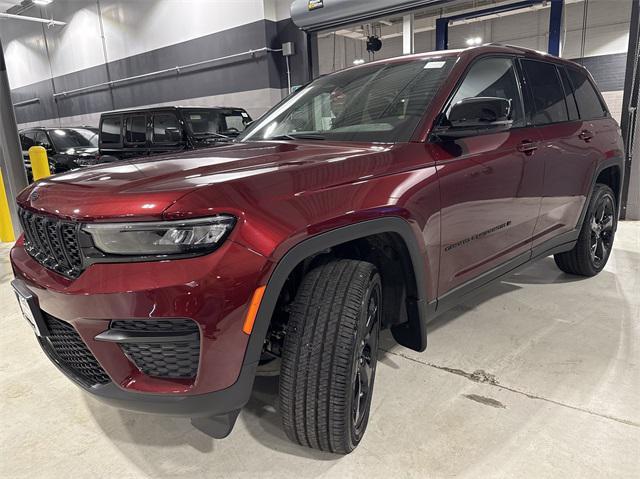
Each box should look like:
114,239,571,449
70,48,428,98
242,286,266,334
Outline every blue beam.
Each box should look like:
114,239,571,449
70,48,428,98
435,18,448,50
548,0,564,56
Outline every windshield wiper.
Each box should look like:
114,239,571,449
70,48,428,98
268,133,326,140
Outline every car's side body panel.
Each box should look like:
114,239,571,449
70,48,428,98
429,127,544,295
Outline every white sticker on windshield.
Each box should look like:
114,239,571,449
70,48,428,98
241,112,249,117
424,61,446,69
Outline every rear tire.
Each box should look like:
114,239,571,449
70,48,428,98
554,183,616,276
279,259,381,454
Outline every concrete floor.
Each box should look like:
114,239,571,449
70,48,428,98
1,222,638,479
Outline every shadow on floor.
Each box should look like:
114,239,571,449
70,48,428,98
84,375,340,466
506,256,593,285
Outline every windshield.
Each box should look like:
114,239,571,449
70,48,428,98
240,57,455,143
182,108,252,139
49,128,98,150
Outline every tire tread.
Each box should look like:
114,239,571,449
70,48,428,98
279,259,377,454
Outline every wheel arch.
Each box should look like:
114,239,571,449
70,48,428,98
594,164,622,211
243,217,430,369
578,158,624,228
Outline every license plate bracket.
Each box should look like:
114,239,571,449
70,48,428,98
11,279,49,337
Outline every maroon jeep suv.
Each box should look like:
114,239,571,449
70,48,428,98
10,45,623,454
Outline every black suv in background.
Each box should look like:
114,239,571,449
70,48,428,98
98,106,253,161
19,126,99,180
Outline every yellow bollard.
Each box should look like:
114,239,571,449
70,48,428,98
29,146,51,181
0,169,15,242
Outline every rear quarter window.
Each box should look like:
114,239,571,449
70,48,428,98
101,116,122,144
566,68,608,120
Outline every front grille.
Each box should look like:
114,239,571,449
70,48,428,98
19,208,83,279
112,320,200,379
40,313,111,386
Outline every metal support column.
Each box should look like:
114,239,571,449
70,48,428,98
435,17,448,50
548,0,564,56
0,38,28,240
620,0,640,219
403,14,414,55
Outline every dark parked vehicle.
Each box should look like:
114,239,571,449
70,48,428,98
11,45,623,454
98,106,253,161
19,126,99,180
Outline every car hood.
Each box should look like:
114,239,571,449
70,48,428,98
17,141,398,221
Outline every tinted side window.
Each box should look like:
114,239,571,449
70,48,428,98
152,113,181,143
34,131,51,149
101,117,122,144
559,67,579,121
567,68,607,120
521,60,567,125
448,57,523,126
125,115,147,144
20,132,36,150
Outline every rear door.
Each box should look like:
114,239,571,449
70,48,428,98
432,56,544,295
523,61,608,249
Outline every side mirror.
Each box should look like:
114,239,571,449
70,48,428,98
433,97,513,140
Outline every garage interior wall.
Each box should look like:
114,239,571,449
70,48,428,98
1,0,305,128
316,0,631,121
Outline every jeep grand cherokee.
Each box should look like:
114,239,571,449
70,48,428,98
10,45,623,454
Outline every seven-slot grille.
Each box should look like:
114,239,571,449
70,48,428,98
39,313,111,387
19,208,83,279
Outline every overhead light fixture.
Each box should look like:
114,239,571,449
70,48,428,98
34,0,53,5
465,37,483,46
353,59,365,65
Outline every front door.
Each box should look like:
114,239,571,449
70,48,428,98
429,56,544,296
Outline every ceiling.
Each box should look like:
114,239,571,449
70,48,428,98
0,0,33,14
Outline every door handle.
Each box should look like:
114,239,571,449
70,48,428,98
517,140,538,155
579,129,594,142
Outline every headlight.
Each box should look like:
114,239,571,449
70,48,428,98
83,216,236,256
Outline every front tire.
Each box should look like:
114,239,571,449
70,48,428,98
279,259,381,454
554,183,617,276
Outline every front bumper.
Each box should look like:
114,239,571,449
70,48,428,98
10,237,270,417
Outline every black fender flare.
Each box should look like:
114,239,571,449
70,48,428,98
577,157,625,228
244,216,430,369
